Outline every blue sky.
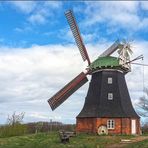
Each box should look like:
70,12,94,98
0,1,148,47
0,1,148,124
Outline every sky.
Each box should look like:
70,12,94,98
0,1,148,124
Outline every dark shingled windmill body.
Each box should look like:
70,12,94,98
48,10,141,135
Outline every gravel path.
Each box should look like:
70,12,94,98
106,136,148,148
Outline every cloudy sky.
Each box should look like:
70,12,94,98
0,1,148,124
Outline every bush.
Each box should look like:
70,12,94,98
142,123,148,134
26,122,76,134
0,124,27,138
0,120,76,138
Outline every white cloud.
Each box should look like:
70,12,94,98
44,1,62,9
140,1,148,10
9,1,63,25
0,44,89,123
58,28,74,43
80,1,148,32
10,1,36,14
82,33,96,43
0,40,147,124
14,26,32,33
29,112,49,120
28,13,46,25
27,2,62,25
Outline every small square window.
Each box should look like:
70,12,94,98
108,77,112,84
108,93,113,100
107,119,115,129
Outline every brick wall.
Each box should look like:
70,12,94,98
76,117,141,135
76,117,97,133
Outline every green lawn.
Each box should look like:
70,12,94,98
0,132,147,148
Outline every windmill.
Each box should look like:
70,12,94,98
48,10,142,135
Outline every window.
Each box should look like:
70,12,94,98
108,93,113,100
107,119,115,129
108,77,112,84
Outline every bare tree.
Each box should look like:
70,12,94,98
35,122,43,134
137,88,148,117
7,112,25,126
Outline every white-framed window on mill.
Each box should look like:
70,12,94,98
108,93,113,100
108,77,112,84
107,119,115,129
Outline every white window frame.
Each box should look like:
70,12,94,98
108,93,113,100
108,77,112,84
107,119,115,129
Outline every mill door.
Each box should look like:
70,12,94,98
131,119,136,134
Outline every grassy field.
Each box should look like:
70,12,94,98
0,132,147,148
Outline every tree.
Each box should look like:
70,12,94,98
7,112,25,126
137,88,148,117
35,122,43,134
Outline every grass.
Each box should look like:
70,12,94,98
0,132,147,148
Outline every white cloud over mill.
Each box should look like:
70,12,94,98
0,41,147,124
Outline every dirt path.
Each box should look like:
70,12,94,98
106,136,148,148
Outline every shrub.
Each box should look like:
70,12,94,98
0,124,27,138
142,123,148,134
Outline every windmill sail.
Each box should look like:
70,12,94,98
99,40,119,57
118,40,133,60
65,10,91,65
48,72,88,110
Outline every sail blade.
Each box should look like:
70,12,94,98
48,72,88,110
65,10,91,65
99,40,119,57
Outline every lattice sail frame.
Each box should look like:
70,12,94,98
48,72,88,110
65,10,91,65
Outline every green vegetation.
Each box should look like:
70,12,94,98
0,112,27,138
0,132,142,148
0,124,27,138
0,112,147,148
0,112,75,138
0,132,58,148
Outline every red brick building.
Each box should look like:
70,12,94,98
76,118,141,135
76,70,141,135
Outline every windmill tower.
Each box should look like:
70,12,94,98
48,10,141,135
